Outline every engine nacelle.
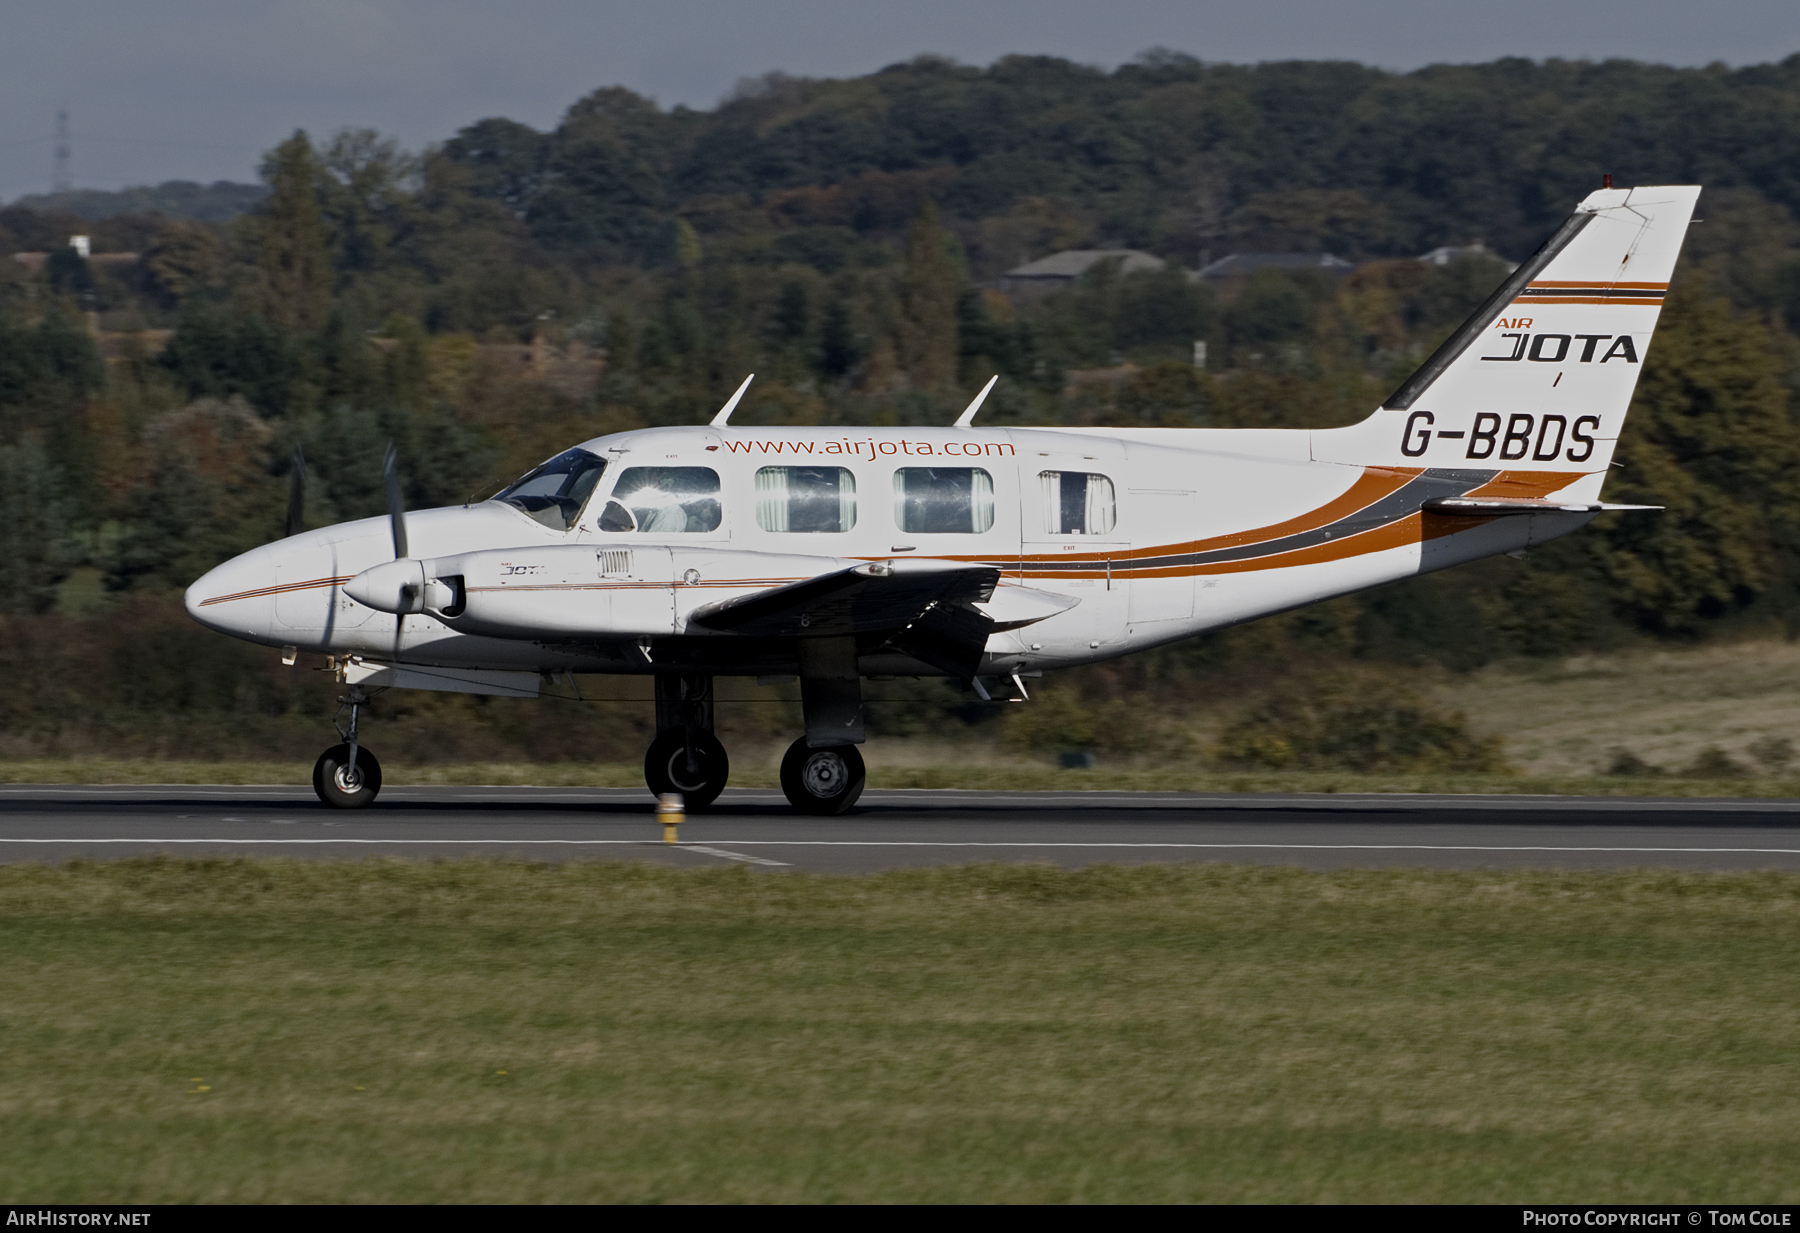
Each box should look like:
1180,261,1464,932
347,546,858,641
343,558,459,615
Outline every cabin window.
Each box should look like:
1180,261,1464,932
755,466,857,533
892,467,995,534
1039,471,1116,535
495,448,606,531
600,467,722,533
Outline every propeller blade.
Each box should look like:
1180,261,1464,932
285,446,306,539
383,442,409,561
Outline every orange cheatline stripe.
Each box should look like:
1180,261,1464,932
465,578,806,594
1014,509,1497,581
925,465,1421,567
1177,508,1485,576
198,575,355,606
1463,470,1586,500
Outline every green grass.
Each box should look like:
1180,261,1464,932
0,859,1797,1202
2,757,1799,797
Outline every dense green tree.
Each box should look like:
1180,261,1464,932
1592,291,1800,630
141,222,228,307
0,440,76,613
158,308,296,416
0,310,105,434
896,202,961,392
254,132,334,334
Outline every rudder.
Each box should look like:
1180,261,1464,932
1313,184,1701,501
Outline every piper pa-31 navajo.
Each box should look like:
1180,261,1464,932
187,183,1699,814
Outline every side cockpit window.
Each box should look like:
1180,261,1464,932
599,467,722,533
756,466,856,532
496,448,606,531
1039,471,1115,535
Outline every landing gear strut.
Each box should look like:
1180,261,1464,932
314,684,383,809
778,636,867,815
644,674,729,809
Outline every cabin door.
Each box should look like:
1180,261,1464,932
1017,454,1129,651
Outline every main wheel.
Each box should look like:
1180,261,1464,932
779,738,866,815
313,743,382,809
644,729,730,810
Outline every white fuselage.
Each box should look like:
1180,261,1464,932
185,422,1591,679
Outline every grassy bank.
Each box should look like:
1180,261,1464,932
2,757,1800,798
0,858,1796,1202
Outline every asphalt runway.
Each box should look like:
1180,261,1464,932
1,785,1800,872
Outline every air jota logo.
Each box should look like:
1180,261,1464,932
1401,410,1599,461
1480,318,1641,365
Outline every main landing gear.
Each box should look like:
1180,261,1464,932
314,684,383,809
779,739,865,816
646,674,729,809
642,641,869,816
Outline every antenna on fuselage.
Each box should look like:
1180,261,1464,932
952,375,999,428
709,374,754,427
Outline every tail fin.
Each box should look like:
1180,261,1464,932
1313,184,1701,501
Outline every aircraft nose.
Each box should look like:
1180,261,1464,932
185,551,276,642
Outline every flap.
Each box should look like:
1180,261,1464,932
975,582,1081,632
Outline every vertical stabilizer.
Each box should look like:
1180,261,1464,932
1312,185,1700,501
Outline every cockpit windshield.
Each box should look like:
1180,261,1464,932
495,448,607,531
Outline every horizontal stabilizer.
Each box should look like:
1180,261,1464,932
1424,497,1662,516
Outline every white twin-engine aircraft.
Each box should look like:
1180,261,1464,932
187,184,1699,813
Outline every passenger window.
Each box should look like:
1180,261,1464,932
755,466,857,532
893,467,995,534
1039,471,1116,535
602,467,722,533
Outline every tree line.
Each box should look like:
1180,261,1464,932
1,50,1799,760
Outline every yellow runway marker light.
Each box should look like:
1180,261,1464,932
657,793,684,844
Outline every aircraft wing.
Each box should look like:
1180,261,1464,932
688,558,1047,680
687,559,1001,638
1423,497,1662,516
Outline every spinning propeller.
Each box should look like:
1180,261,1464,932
383,443,409,657
286,446,306,538
342,442,452,659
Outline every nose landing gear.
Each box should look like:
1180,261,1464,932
313,684,383,809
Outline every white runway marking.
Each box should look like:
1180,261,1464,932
0,838,1797,856
678,844,791,867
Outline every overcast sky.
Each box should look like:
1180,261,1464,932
2,0,1797,199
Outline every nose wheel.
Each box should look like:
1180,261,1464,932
314,683,382,809
313,743,383,809
780,738,866,815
